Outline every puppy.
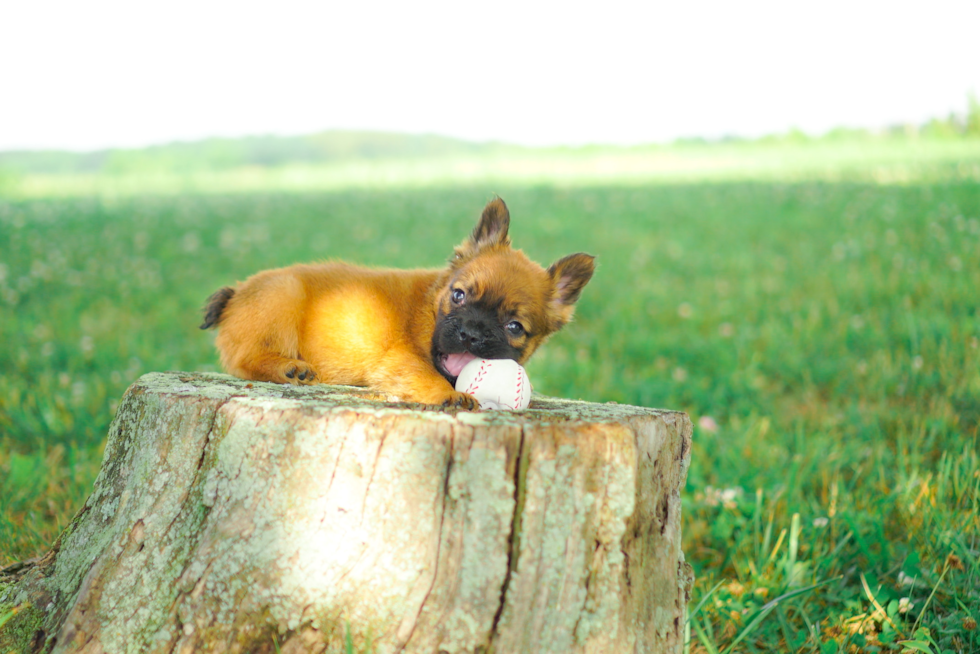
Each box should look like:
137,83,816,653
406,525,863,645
200,197,594,409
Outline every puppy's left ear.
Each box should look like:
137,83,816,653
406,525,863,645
548,253,596,326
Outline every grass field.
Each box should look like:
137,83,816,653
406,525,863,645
1,139,979,652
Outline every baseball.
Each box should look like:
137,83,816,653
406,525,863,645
454,358,532,411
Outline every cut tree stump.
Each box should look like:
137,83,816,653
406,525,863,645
0,372,693,654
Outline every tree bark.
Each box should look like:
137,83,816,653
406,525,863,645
0,372,693,654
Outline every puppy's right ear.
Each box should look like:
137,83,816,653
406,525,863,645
471,197,510,248
452,196,511,264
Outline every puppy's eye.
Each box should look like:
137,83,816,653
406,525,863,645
506,321,525,337
452,289,465,304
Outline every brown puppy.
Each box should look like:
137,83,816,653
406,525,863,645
200,197,594,409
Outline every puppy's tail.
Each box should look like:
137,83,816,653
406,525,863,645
200,286,235,329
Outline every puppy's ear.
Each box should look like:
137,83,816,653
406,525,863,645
472,197,510,248
452,197,511,264
547,253,596,327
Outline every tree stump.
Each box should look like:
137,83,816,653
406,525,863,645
0,372,693,654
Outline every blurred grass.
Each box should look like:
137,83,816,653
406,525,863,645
1,140,978,652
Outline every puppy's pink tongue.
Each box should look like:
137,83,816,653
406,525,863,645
445,352,478,377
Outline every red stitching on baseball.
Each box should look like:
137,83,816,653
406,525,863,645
465,360,490,394
514,368,524,407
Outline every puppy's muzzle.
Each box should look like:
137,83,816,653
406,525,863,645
459,318,493,349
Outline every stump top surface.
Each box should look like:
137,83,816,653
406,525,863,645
139,371,681,426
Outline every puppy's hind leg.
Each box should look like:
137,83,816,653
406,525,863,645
218,328,319,385
213,272,318,385
235,351,318,385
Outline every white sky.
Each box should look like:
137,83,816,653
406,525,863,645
2,0,979,151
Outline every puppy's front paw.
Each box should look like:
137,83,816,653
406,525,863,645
442,390,480,411
282,361,317,385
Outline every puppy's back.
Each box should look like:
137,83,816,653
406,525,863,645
205,262,444,385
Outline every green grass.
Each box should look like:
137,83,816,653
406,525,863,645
1,142,978,652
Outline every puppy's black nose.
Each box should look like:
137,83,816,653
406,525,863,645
460,320,489,347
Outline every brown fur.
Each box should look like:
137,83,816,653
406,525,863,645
201,197,594,409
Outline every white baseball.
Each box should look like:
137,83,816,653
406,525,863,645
454,358,532,411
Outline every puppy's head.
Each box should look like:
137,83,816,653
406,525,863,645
431,197,595,384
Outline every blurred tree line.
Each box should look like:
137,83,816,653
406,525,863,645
919,92,980,138
1,95,979,175
0,131,515,175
